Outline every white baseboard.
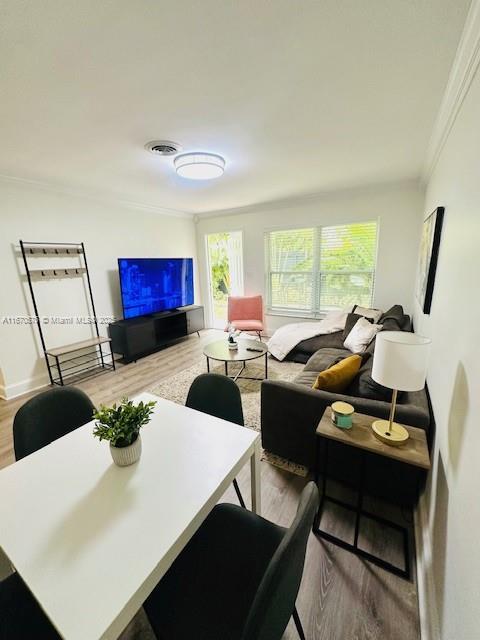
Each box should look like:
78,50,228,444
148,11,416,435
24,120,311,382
0,374,49,400
414,500,440,640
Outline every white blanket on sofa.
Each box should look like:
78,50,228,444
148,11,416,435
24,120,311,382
267,311,348,361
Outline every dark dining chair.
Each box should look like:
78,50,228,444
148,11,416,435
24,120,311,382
0,572,60,639
13,387,95,461
186,373,247,508
143,481,319,640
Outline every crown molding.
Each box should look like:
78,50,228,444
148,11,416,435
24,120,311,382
0,173,193,219
423,0,480,182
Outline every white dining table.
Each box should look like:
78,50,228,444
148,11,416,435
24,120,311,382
0,392,261,640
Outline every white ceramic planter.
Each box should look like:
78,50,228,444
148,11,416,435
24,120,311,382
110,435,142,466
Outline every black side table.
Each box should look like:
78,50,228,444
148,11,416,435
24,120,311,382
313,408,430,580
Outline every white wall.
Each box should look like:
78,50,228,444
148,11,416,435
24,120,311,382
196,180,423,332
0,179,197,398
413,37,480,640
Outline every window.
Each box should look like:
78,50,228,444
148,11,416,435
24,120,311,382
266,221,378,316
206,231,244,328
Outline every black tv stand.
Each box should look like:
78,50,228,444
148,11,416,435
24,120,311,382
108,305,204,362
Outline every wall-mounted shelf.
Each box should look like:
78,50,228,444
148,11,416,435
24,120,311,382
20,240,115,386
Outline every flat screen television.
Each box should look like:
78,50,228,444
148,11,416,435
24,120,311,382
118,258,194,319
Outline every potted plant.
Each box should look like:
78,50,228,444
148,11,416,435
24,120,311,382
93,397,156,466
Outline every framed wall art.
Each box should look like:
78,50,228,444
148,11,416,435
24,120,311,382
416,206,444,314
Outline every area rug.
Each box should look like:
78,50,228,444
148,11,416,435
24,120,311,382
149,356,308,476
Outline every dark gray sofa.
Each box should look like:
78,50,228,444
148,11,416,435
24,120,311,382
261,306,431,505
285,307,412,364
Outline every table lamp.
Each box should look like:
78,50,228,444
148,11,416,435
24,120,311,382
371,331,431,446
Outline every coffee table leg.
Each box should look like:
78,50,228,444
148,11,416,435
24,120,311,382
265,352,268,379
206,356,210,373
250,439,261,515
233,363,245,382
225,361,228,376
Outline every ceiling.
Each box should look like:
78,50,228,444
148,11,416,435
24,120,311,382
0,0,470,215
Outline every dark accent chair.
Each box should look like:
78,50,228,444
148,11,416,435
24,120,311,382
0,572,60,639
143,482,319,640
13,387,95,461
186,373,246,508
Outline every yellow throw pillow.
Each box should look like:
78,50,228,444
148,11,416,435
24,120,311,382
312,355,362,393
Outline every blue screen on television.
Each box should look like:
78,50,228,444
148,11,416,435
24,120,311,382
118,258,194,319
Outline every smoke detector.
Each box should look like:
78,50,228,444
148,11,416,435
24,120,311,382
145,140,182,156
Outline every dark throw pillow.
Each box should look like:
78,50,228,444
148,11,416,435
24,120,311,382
379,305,405,324
356,370,405,402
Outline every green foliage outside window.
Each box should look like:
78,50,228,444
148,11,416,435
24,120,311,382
268,222,377,312
208,233,231,300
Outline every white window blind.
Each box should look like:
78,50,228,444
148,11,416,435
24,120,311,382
266,221,378,316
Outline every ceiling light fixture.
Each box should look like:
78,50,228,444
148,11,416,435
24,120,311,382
174,153,225,180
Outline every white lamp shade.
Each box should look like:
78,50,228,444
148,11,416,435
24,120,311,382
372,331,431,392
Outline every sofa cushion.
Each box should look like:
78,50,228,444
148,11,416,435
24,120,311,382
364,305,411,355
344,317,382,354
294,347,358,387
303,348,351,372
293,370,321,387
312,355,362,393
379,305,412,331
289,331,345,359
379,304,406,324
347,360,404,402
356,370,396,401
353,305,383,323
342,313,370,338
346,359,370,396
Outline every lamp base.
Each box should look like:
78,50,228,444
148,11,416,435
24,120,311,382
371,420,409,446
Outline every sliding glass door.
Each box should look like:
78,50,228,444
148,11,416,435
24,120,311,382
205,231,244,328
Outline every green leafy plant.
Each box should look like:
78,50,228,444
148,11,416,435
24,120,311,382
93,397,156,448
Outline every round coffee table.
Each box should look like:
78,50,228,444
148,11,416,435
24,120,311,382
203,338,269,382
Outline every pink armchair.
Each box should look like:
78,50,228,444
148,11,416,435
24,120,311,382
226,295,264,340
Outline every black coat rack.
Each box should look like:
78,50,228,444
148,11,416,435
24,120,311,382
19,240,115,386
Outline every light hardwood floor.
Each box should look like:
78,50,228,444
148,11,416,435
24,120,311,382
0,331,421,640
